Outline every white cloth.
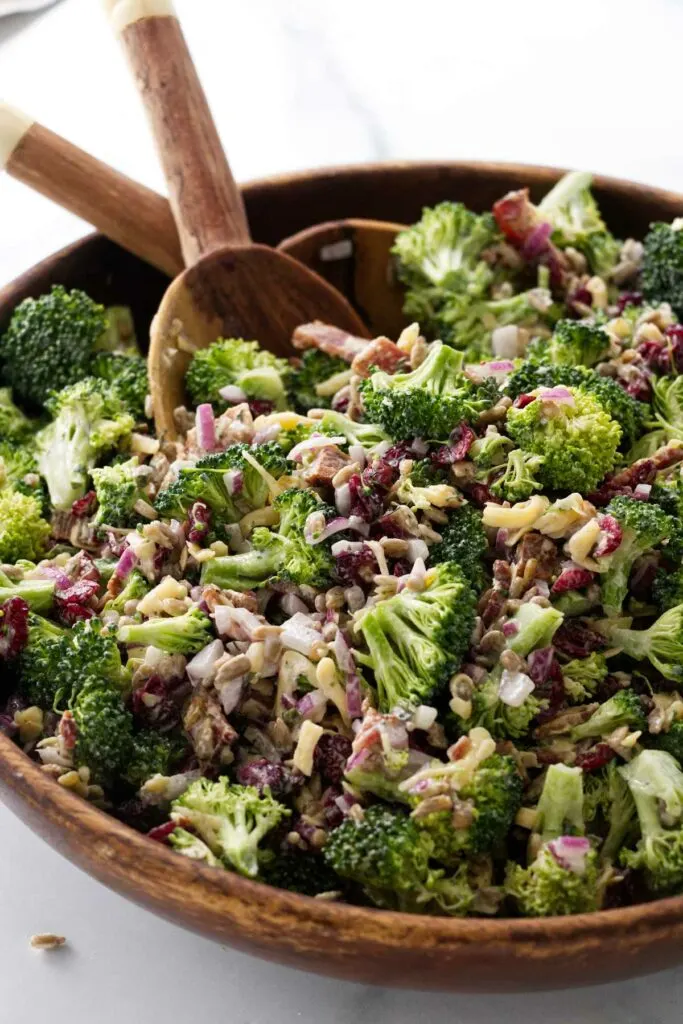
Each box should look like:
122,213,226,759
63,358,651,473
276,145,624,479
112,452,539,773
0,0,56,15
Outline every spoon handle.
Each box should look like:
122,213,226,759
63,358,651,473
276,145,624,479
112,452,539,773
104,0,251,267
0,104,183,277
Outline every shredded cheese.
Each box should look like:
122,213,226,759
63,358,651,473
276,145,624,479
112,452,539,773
293,721,324,776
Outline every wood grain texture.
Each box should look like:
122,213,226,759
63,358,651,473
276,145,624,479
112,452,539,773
2,162,683,991
117,14,250,264
7,123,183,277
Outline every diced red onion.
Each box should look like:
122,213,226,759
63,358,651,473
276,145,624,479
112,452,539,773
186,639,225,686
498,668,535,707
345,745,370,771
534,579,550,598
333,629,355,674
35,565,72,590
306,514,369,545
346,673,363,720
280,593,310,617
412,705,437,731
113,546,138,581
196,403,217,451
634,483,652,499
502,621,519,638
406,538,429,565
281,612,325,658
252,424,282,445
348,444,366,468
538,386,575,405
492,325,524,358
522,220,553,259
331,539,365,556
218,384,248,404
217,676,246,715
288,435,346,461
548,835,591,874
334,791,358,816
213,604,264,641
297,689,328,720
467,359,515,383
335,483,351,517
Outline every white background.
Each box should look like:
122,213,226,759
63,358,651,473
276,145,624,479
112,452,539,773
2,0,683,1019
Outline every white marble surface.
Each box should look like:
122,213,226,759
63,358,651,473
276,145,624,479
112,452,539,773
2,0,683,1019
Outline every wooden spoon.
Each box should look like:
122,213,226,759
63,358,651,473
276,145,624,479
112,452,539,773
103,0,369,439
0,103,183,277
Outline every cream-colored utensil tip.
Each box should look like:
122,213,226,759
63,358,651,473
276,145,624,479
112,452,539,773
0,104,33,169
103,0,175,33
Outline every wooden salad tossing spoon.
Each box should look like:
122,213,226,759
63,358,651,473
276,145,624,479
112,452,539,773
102,0,371,439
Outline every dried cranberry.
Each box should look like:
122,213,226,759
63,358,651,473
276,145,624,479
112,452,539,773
71,490,97,518
334,547,378,586
551,566,595,594
55,579,100,626
248,399,274,417
313,732,352,785
529,648,564,714
624,370,652,403
575,743,617,772
570,286,593,308
187,501,211,545
636,338,667,372
593,514,623,558
131,675,186,729
431,424,475,466
347,474,384,521
467,483,499,507
616,291,643,313
371,511,410,539
236,758,300,799
361,460,396,491
527,647,558,686
393,560,411,577
321,786,345,829
665,324,683,373
553,620,606,658
514,393,536,409
147,821,177,843
0,597,30,660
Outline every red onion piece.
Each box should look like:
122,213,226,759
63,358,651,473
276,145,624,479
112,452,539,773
196,403,217,451
186,638,225,686
346,673,363,720
548,835,591,874
335,483,351,517
114,546,138,581
634,483,652,499
288,435,345,461
498,668,535,707
297,689,328,720
522,220,553,260
218,384,248,404
538,386,575,405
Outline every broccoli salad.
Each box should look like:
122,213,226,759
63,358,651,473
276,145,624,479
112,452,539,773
3,171,683,918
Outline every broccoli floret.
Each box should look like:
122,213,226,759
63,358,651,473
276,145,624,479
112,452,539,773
0,387,34,441
123,731,183,788
358,561,475,712
117,605,212,655
91,457,150,530
392,201,500,297
651,375,683,444
506,601,564,657
537,170,621,277
35,377,134,510
646,720,683,763
169,828,221,867
317,409,389,448
101,570,150,615
259,851,342,896
72,680,134,786
155,441,288,525
505,363,647,450
642,221,683,318
185,337,291,411
599,604,683,683
620,749,683,893
0,286,110,409
490,448,545,502
0,567,54,614
202,488,335,591
469,427,515,469
402,747,523,863
91,352,149,421
99,306,139,356
19,616,130,708
541,319,610,368
505,387,621,493
428,504,488,591
290,349,348,412
572,690,647,741
532,764,586,845
451,668,547,740
653,567,683,613
600,760,639,863
359,341,495,441
562,652,608,703
0,491,50,563
170,777,290,878
0,440,38,491
600,496,673,617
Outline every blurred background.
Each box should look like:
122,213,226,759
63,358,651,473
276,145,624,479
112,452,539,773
2,2,683,1021
1,0,682,285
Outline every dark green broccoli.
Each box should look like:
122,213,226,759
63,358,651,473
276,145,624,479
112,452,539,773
170,777,290,878
0,387,35,441
0,440,38,491
646,720,683,763
541,319,610,368
599,604,683,683
428,503,488,591
0,490,50,563
359,341,496,441
35,377,135,510
91,352,149,421
259,851,342,897
620,749,683,893
358,561,475,712
653,567,683,613
490,448,545,502
450,668,547,740
504,362,647,450
0,568,55,614
601,760,639,863
101,570,150,615
562,652,608,703
469,427,514,469
117,605,212,655
123,731,185,789
290,349,348,412
91,457,150,530
599,496,673,617
72,680,134,786
0,286,110,408
642,221,683,318
537,170,621,277
571,690,647,741
202,488,335,591
505,387,621,493
392,201,500,297
185,337,291,411
402,750,523,863
155,442,288,525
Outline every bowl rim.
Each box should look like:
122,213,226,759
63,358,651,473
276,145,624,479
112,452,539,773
2,157,683,962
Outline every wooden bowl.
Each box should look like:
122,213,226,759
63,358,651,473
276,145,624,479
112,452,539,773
1,161,682,992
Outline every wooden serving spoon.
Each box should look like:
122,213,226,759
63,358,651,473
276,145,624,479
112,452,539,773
103,0,369,439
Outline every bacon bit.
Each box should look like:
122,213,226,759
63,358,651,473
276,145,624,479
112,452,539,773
59,711,77,750
593,515,623,558
551,566,595,594
351,336,405,378
492,187,569,286
589,443,683,504
514,393,536,409
147,821,177,843
71,491,97,518
291,321,368,362
575,743,617,772
447,735,472,761
303,445,351,487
